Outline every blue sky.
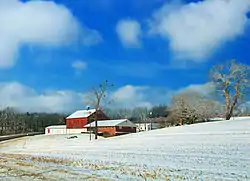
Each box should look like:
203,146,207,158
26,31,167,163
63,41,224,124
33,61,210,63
0,0,249,113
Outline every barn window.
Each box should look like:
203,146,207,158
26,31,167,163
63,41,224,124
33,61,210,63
119,126,122,129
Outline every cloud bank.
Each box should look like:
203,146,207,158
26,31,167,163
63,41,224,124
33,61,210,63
0,0,101,68
149,0,250,61
0,81,214,113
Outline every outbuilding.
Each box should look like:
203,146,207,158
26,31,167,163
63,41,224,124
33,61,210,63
45,125,66,135
84,119,137,136
135,122,161,132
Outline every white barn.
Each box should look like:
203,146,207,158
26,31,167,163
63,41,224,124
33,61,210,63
135,122,160,132
45,125,66,135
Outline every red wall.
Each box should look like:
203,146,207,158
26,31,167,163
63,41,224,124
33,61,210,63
115,126,136,133
66,110,110,129
66,118,87,129
97,127,116,135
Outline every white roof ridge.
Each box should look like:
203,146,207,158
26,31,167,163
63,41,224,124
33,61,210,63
46,125,66,129
66,109,96,119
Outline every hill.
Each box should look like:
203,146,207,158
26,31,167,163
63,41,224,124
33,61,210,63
0,118,249,180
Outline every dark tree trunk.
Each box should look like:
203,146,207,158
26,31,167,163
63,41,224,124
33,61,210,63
226,95,238,120
226,103,236,120
225,112,232,120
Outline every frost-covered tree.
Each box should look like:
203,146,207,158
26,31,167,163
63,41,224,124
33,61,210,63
168,92,221,125
209,60,250,120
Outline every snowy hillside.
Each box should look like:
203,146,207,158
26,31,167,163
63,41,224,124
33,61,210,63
0,119,249,180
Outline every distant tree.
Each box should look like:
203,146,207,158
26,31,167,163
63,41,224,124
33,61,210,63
132,107,149,123
0,107,66,135
102,108,114,118
117,108,133,119
150,104,169,117
0,108,20,135
236,103,250,116
102,108,132,119
209,60,250,120
168,92,221,125
85,80,114,140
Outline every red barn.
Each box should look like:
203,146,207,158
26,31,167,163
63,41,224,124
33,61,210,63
84,119,137,136
66,109,109,134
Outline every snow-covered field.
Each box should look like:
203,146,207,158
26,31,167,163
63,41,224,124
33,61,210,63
0,119,249,180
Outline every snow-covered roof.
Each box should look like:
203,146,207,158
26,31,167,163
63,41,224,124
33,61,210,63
84,119,136,127
46,125,66,129
66,109,96,119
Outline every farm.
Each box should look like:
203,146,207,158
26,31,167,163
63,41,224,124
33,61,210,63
0,0,250,180
0,118,249,180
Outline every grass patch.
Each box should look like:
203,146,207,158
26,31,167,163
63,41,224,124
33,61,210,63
55,169,79,176
15,162,33,167
30,157,68,165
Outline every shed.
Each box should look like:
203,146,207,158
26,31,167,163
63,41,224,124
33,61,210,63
135,122,160,132
84,119,136,136
66,109,109,134
45,125,66,135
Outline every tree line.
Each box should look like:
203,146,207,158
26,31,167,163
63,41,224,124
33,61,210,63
0,107,66,135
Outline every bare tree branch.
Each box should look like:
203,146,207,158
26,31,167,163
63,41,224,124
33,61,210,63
209,59,250,120
85,80,114,139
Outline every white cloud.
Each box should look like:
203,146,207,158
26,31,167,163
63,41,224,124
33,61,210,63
0,0,102,68
72,60,87,71
111,85,175,109
116,19,142,47
0,82,216,113
0,82,85,113
112,85,152,108
110,83,216,109
149,0,250,61
177,82,215,96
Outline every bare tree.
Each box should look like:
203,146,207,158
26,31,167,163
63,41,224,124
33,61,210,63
168,92,221,125
116,108,132,119
171,93,197,125
85,80,114,139
132,107,149,123
0,107,20,135
150,105,169,117
209,60,250,120
236,102,250,116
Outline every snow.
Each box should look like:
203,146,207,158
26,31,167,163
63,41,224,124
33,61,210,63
0,118,249,180
66,109,96,119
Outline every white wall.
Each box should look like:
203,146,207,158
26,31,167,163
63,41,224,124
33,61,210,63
66,128,87,134
45,127,88,135
136,123,151,132
45,128,67,135
136,123,160,132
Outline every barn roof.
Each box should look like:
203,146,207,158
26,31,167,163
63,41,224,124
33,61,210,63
66,109,96,119
84,119,136,127
46,125,66,129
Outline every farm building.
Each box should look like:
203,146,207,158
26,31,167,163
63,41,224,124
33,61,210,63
135,122,161,132
66,109,109,134
45,125,66,135
84,119,137,136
